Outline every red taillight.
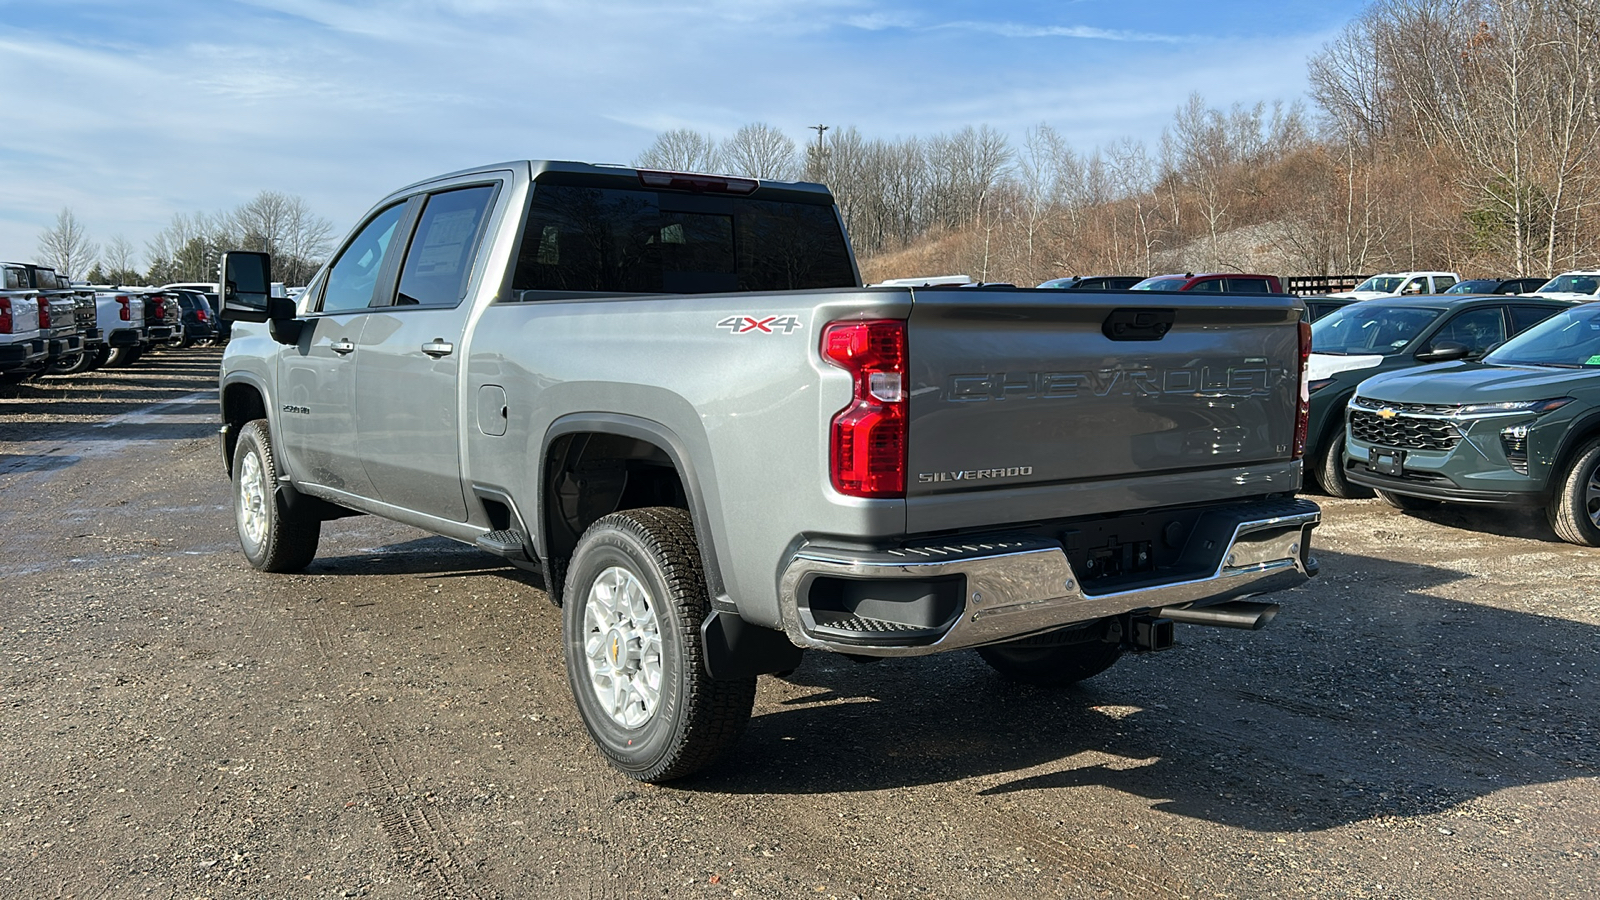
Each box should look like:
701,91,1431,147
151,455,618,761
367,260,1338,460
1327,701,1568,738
117,295,131,321
195,305,209,322
1293,318,1311,460
0,298,12,334
150,295,166,319
822,320,908,498
37,297,50,329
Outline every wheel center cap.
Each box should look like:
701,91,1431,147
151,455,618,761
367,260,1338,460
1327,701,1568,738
606,628,630,668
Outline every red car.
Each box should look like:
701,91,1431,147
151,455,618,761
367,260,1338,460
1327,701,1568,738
1130,273,1283,293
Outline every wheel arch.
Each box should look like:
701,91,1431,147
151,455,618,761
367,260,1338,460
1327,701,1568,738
1546,410,1600,495
539,413,727,608
219,375,271,477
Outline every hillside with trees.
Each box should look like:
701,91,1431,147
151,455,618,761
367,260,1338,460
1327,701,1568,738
639,0,1599,286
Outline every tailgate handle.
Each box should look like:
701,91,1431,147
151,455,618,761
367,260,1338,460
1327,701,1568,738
1102,308,1175,341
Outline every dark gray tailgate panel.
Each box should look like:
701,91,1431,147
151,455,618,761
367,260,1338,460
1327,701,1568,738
904,290,1301,530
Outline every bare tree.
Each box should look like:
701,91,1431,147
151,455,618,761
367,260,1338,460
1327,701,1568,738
635,128,723,173
721,123,798,180
232,191,333,284
36,208,99,279
101,234,141,284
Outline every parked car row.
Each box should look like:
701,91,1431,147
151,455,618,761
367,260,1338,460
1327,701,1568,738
1,265,224,385
1300,289,1600,546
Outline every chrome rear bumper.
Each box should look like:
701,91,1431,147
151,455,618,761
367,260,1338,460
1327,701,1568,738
777,499,1320,657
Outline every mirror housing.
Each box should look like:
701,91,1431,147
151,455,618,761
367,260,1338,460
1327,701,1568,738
1416,340,1471,362
221,250,303,344
219,251,273,322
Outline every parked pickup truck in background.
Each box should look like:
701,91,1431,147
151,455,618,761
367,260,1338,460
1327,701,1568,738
1,263,46,383
218,160,1321,781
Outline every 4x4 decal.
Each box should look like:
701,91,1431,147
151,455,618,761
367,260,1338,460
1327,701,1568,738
716,315,801,335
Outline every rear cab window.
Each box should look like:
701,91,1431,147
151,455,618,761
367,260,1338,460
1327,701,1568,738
509,176,857,296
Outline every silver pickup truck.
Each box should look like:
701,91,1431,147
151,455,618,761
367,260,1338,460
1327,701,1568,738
217,160,1320,781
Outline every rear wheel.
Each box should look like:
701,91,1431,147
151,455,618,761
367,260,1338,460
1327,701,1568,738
232,419,321,572
1375,489,1441,512
105,346,143,367
977,631,1123,687
1547,439,1600,546
563,507,755,782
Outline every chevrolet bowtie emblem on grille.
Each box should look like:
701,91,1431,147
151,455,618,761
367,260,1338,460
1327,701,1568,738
1376,408,1398,420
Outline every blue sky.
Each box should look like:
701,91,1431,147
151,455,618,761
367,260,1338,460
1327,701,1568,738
0,0,1368,271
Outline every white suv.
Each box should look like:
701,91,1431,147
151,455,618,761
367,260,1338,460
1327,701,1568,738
1526,270,1600,302
1330,271,1460,301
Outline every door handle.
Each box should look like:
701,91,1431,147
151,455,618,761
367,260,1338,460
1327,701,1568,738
421,339,454,358
330,339,355,355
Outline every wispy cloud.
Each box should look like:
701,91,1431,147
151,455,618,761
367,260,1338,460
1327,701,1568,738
934,19,1187,43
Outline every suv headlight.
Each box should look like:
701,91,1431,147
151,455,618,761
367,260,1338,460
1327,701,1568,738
1455,397,1573,417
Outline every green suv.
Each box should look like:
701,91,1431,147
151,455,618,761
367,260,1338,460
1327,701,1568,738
1344,302,1600,545
1305,294,1571,497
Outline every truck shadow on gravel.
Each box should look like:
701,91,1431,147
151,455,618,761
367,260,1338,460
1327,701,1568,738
309,536,549,586
691,549,1596,833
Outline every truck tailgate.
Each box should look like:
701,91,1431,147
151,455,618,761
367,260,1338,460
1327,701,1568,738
905,289,1302,523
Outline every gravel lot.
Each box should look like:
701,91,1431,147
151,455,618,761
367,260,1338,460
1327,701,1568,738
2,350,1596,898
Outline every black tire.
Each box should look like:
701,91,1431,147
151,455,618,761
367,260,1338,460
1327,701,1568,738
977,635,1123,687
89,347,112,370
562,507,755,782
45,352,82,375
1315,431,1373,499
232,419,321,573
106,346,143,367
1375,489,1441,511
1547,439,1600,546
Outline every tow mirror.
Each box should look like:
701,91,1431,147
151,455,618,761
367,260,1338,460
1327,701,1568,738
219,251,272,322
220,250,302,344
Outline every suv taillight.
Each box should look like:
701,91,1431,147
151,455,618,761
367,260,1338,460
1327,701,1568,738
1293,318,1311,460
822,320,908,498
117,295,131,321
0,297,12,334
37,297,50,329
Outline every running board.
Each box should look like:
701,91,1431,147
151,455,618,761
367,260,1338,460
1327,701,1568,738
475,528,530,562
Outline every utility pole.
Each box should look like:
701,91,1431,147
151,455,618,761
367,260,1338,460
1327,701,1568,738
808,124,828,180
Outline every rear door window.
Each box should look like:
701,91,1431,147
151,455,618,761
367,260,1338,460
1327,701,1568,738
1432,276,1457,292
393,185,497,308
1511,304,1563,333
1225,278,1271,293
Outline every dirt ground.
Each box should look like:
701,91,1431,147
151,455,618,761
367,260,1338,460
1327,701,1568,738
1,349,1596,899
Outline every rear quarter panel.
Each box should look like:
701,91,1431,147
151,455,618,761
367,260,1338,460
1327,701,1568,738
466,289,912,628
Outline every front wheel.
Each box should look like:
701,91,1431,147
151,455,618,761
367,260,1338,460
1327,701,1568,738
1375,489,1441,512
232,419,321,572
563,507,755,782
1547,439,1600,546
1315,432,1372,499
976,634,1123,686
